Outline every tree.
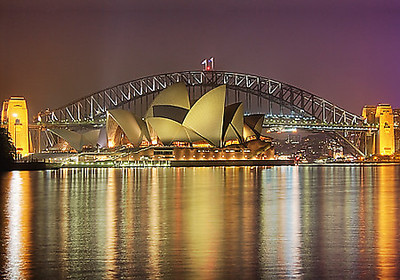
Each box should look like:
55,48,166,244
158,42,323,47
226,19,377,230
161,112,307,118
0,127,16,171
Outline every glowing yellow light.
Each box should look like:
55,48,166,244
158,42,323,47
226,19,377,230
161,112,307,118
2,97,29,156
375,104,395,155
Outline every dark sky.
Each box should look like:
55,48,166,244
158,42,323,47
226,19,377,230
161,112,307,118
1,0,400,118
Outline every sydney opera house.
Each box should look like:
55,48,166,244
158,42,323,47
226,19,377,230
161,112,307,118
50,82,274,162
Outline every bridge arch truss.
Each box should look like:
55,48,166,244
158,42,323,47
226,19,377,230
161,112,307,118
38,70,364,126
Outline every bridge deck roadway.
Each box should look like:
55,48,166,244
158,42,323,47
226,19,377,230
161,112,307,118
263,120,378,131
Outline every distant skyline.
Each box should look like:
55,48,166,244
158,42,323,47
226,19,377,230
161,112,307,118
1,1,400,117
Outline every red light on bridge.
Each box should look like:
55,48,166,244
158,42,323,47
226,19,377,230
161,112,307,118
202,57,215,71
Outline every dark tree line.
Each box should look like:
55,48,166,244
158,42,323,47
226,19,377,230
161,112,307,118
0,127,15,171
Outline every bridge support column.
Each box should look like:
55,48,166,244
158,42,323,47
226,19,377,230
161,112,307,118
362,104,395,156
375,105,395,155
2,97,30,157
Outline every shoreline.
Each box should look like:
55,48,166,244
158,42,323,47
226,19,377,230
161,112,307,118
11,159,294,170
9,160,400,171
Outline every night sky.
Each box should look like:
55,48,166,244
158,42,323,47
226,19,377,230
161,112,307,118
1,1,400,118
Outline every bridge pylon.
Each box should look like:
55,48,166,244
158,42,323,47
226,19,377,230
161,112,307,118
362,104,395,156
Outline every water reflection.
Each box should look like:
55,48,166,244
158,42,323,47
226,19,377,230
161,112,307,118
259,167,302,278
0,166,400,279
3,172,32,279
376,166,399,279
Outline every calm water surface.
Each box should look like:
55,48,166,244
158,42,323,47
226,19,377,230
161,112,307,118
1,166,400,279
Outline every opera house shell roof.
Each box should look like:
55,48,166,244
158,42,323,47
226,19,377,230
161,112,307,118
107,82,265,148
142,82,261,147
107,109,150,147
49,128,100,152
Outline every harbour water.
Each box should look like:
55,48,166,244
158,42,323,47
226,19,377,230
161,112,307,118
1,166,400,279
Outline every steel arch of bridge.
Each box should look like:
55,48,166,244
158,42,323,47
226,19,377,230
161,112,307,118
37,70,364,126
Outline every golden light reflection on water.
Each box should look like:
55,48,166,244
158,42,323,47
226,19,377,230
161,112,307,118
376,166,399,279
1,166,400,279
3,171,32,279
59,168,69,279
259,167,302,278
105,168,118,279
184,168,224,278
148,168,162,279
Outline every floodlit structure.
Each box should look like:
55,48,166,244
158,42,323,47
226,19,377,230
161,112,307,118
1,97,30,156
107,82,269,149
375,104,395,155
146,83,230,146
223,103,244,143
362,104,395,156
107,109,151,147
49,128,100,152
244,114,264,140
145,82,198,145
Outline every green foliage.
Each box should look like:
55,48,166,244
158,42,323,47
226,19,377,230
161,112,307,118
0,127,16,171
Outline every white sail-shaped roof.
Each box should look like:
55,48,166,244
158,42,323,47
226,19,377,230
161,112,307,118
107,109,150,147
50,128,81,151
146,82,190,118
146,117,189,145
223,103,243,142
50,128,100,151
183,85,226,147
81,130,101,147
244,114,264,137
146,117,206,145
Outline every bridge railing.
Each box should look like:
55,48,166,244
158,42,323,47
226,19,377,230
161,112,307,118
37,70,365,126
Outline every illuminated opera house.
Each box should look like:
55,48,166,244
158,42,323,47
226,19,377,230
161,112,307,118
52,83,274,161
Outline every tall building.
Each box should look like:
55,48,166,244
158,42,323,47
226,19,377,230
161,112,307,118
1,97,30,157
375,104,395,155
362,104,395,156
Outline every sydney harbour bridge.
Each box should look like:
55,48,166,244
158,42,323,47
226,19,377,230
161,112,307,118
34,70,378,156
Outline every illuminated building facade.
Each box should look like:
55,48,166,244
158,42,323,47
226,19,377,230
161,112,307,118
375,104,394,155
1,97,30,156
362,104,395,156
